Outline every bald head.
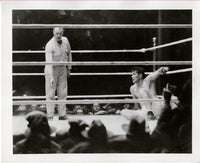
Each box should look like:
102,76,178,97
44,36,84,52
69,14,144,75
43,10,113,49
53,27,64,34
53,27,64,42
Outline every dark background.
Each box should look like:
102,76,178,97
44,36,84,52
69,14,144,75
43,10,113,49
12,10,192,97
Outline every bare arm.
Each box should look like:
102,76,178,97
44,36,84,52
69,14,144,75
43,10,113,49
145,67,169,82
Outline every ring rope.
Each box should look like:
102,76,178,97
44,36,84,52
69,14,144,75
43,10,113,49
12,61,192,66
12,24,189,106
12,72,134,76
12,98,179,105
13,37,192,54
144,37,192,52
13,94,133,100
12,24,192,29
12,68,192,76
166,68,192,74
13,49,143,53
13,95,164,100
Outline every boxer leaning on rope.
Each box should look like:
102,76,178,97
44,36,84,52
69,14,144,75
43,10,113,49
44,27,72,120
121,66,170,120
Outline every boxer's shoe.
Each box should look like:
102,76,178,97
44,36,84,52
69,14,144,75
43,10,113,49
58,115,68,120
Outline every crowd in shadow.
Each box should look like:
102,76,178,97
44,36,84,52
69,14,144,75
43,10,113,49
13,79,192,153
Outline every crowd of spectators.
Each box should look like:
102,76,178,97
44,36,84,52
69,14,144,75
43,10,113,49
13,79,192,153
13,101,130,116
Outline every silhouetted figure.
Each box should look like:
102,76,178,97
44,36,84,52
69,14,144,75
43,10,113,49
57,119,88,152
151,80,192,153
109,117,153,153
68,120,112,153
14,111,61,154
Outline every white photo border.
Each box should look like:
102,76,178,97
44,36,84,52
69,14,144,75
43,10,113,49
1,1,200,163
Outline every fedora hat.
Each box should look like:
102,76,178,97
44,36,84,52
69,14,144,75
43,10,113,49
81,120,113,140
26,111,56,135
122,118,146,137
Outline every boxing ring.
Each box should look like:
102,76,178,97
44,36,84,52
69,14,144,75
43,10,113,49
12,23,192,136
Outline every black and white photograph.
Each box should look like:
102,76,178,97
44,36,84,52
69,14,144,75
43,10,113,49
1,1,200,163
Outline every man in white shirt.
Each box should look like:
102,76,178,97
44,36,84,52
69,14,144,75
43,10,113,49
44,27,72,120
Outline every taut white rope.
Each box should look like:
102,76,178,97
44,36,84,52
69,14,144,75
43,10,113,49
12,72,133,76
13,24,192,29
166,68,192,74
13,95,164,100
144,38,192,52
12,68,192,76
12,37,192,54
12,24,192,29
13,98,179,105
12,61,192,66
13,49,143,53
13,94,133,100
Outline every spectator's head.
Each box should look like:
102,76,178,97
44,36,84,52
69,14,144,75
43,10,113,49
131,67,145,84
77,108,83,115
81,120,110,143
147,111,156,120
68,119,88,137
123,103,130,109
26,111,52,138
122,98,135,110
82,105,89,114
37,105,46,113
73,105,82,114
56,119,88,139
122,118,147,138
93,103,101,113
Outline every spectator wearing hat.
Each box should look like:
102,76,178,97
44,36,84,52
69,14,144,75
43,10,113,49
108,116,153,153
14,111,61,154
68,120,112,153
56,119,88,152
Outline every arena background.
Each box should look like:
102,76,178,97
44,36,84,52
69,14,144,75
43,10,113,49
12,10,192,98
